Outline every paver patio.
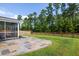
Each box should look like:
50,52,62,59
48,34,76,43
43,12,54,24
0,36,52,56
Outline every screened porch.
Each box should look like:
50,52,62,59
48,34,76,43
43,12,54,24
0,16,19,41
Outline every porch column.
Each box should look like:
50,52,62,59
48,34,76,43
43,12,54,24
4,21,6,40
18,22,19,38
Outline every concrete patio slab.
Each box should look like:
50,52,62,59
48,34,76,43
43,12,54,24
0,36,52,56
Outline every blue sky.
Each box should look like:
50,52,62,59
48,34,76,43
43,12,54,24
0,3,48,19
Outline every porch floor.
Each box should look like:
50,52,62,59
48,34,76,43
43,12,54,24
0,36,52,56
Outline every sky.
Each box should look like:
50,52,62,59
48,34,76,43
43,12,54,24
0,3,48,19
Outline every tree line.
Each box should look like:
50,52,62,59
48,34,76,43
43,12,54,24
18,3,79,33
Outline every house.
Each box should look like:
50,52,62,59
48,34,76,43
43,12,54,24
0,16,19,41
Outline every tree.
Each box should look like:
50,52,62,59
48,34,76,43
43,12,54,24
26,12,38,31
53,3,61,32
53,3,60,16
46,3,54,32
63,3,78,33
27,13,33,30
38,9,47,32
17,15,22,29
32,12,38,31
21,17,28,30
17,15,22,20
21,3,79,33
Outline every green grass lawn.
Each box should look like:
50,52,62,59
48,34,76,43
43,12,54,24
19,34,79,56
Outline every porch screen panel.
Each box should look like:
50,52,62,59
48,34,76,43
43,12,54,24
6,22,18,38
0,21,5,39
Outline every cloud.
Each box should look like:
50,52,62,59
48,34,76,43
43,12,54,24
11,15,28,26
11,15,28,19
0,10,6,15
0,9,16,18
0,9,27,20
11,15,17,19
0,9,28,20
22,15,28,19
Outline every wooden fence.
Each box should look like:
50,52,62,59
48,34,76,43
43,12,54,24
20,31,32,36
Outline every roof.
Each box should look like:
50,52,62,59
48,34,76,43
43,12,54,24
0,16,19,23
